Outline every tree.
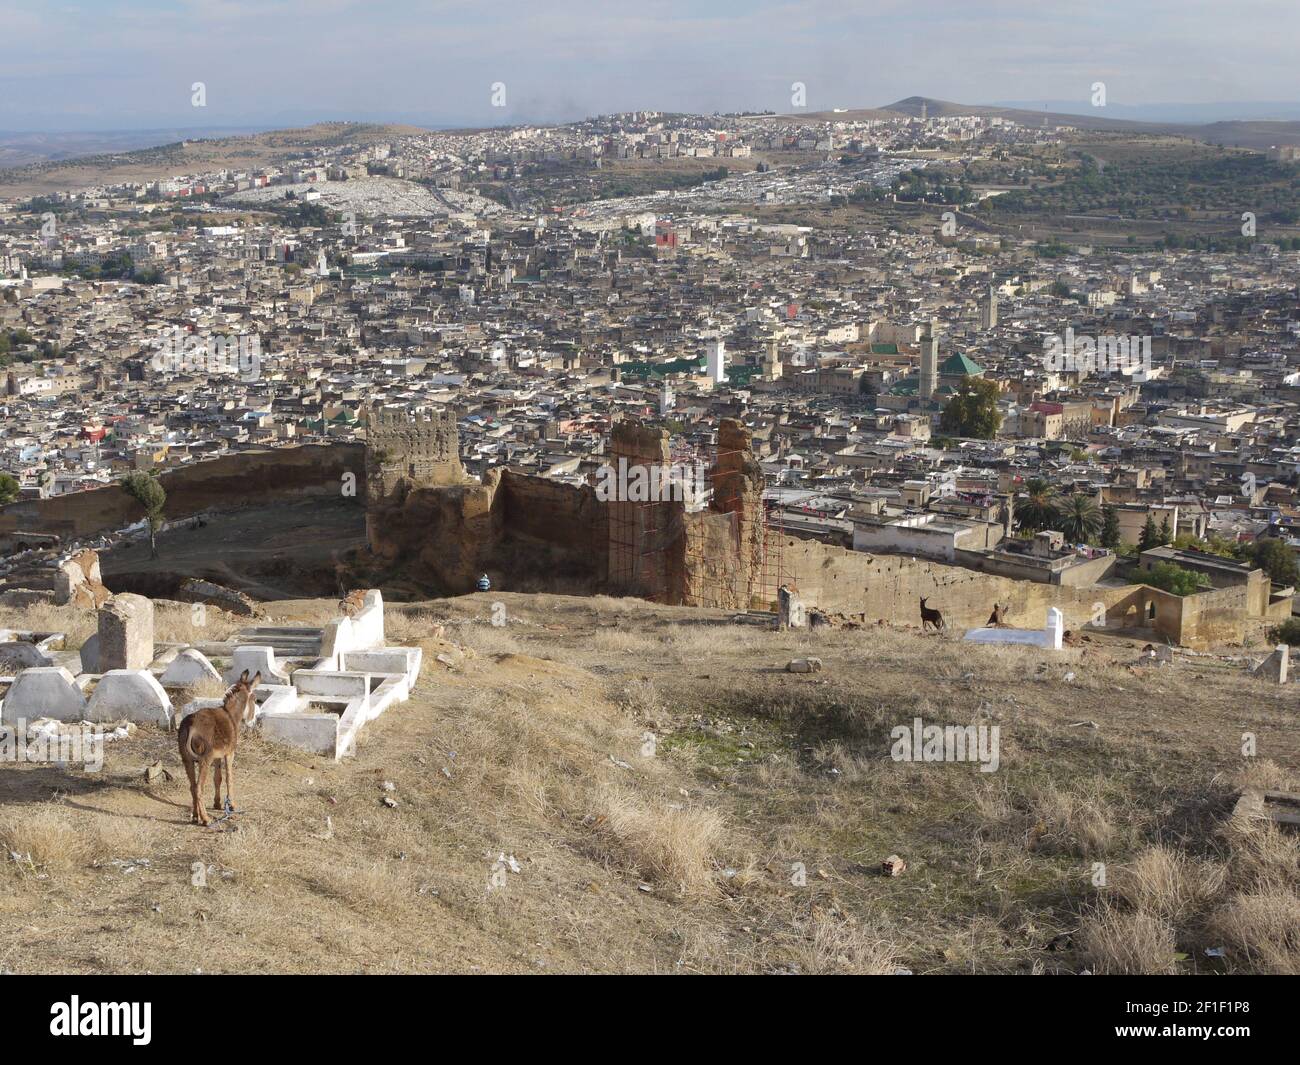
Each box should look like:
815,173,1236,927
1134,561,1209,596
1016,478,1058,534
1158,515,1173,545
1251,538,1299,587
1138,515,1160,553
121,472,166,559
1100,504,1121,550
0,472,19,506
939,377,1001,440
1055,494,1102,543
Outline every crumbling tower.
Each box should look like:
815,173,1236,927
364,404,464,546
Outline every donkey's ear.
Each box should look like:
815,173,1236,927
250,671,262,688
239,669,250,683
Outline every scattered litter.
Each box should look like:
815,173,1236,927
1063,672,1076,683
1069,721,1099,730
608,755,632,770
315,816,333,841
381,780,396,792
637,882,653,893
882,855,907,877
381,796,398,809
1205,946,1227,958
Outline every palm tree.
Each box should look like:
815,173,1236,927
1016,478,1058,533
1055,494,1103,544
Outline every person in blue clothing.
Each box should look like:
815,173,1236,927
477,574,491,592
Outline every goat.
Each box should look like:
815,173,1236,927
339,588,366,617
178,669,260,827
919,597,945,632
986,602,1009,627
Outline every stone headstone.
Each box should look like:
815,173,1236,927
1045,608,1064,651
1252,644,1289,684
778,586,806,631
79,634,100,673
98,593,154,671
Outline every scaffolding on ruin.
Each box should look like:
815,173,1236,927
606,486,681,602
604,435,794,610
681,442,792,612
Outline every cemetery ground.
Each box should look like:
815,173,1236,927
0,592,1297,975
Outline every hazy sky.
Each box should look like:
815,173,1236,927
3,0,1298,131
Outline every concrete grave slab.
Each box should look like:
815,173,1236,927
85,669,173,727
964,607,1065,650
1,666,88,724
160,647,223,686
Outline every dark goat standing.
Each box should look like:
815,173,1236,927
920,597,945,632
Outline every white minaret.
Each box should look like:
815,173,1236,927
316,248,328,276
659,380,675,415
704,338,726,385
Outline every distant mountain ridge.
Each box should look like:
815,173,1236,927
799,96,1300,150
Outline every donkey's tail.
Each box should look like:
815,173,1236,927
184,729,208,760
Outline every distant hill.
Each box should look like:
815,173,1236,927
0,121,431,199
0,127,278,169
798,95,1300,149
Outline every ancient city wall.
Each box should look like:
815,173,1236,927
0,443,365,541
362,467,606,596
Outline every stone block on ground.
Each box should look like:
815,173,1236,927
786,657,823,673
97,593,155,671
176,578,260,618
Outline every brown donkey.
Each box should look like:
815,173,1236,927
178,669,260,826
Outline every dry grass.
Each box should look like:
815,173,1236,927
1206,889,1300,974
0,602,97,648
1079,905,1179,974
1,591,1297,974
780,916,902,975
596,791,726,896
1112,845,1226,924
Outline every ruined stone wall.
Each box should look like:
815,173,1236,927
365,404,463,502
361,467,606,596
1160,584,1247,647
349,416,1252,646
0,443,364,541
777,538,1137,631
606,419,684,602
